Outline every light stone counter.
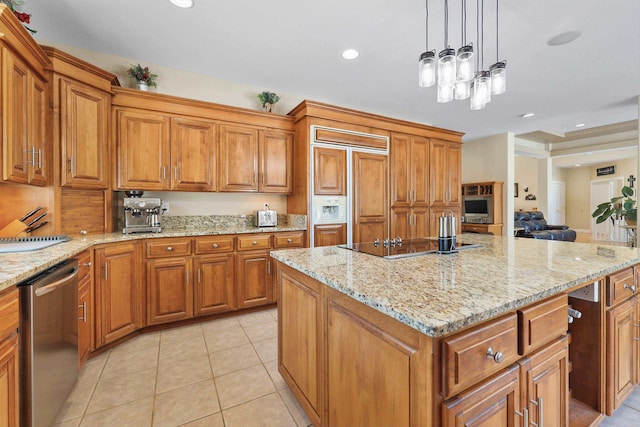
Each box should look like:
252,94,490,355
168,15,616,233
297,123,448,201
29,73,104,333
270,234,640,337
0,222,306,292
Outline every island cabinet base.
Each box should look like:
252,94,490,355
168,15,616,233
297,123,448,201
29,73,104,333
277,263,434,427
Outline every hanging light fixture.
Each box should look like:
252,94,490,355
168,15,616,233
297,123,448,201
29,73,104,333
490,0,506,95
418,0,506,110
418,0,436,87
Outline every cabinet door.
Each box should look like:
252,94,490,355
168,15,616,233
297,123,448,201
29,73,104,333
519,336,569,427
390,207,410,240
116,109,170,190
78,274,92,368
260,130,293,193
29,73,48,186
2,48,29,184
0,334,18,427
236,251,273,308
147,257,193,325
170,117,217,191
194,253,235,316
389,133,410,207
95,242,142,347
410,136,430,206
442,365,521,427
314,224,347,247
429,206,461,238
218,124,258,192
606,296,637,414
352,151,388,244
447,143,461,205
412,206,430,239
430,139,461,206
60,79,109,188
314,146,346,196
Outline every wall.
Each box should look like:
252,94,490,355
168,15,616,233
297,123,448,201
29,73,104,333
514,156,539,211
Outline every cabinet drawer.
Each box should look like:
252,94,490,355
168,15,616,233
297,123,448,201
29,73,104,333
442,313,519,399
274,232,305,248
606,268,636,307
518,294,568,355
0,287,19,340
146,238,192,258
195,236,235,254
76,250,92,279
237,234,272,251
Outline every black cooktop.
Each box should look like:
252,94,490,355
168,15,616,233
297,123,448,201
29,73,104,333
339,237,480,259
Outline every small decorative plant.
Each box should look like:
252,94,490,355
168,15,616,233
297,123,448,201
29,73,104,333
592,185,637,225
1,0,36,34
257,91,280,112
127,64,158,87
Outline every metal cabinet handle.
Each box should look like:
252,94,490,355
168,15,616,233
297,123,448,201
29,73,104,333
186,270,189,284
624,283,636,293
78,301,87,322
162,166,167,181
103,262,108,280
175,166,179,180
252,241,258,245
486,347,504,363
37,149,42,168
515,409,529,427
166,246,173,251
287,238,292,243
212,243,219,248
198,268,201,283
29,147,36,166
267,260,271,274
68,157,73,173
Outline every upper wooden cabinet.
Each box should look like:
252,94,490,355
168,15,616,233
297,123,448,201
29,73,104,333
390,133,429,208
218,124,293,193
430,139,461,207
314,146,346,195
352,151,388,244
171,117,217,191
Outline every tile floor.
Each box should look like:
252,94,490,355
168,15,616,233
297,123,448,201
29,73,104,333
600,387,640,426
52,308,312,427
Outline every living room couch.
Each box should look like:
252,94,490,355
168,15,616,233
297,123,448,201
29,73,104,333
514,211,577,242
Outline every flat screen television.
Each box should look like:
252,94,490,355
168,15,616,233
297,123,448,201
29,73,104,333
464,199,489,214
463,198,492,223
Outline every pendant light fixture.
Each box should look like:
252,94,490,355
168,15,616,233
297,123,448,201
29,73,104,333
454,0,473,100
490,0,506,95
437,0,456,103
418,0,436,87
470,0,491,109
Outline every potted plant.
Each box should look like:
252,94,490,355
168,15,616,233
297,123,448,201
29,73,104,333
257,91,280,112
127,64,157,91
592,185,637,225
1,0,36,34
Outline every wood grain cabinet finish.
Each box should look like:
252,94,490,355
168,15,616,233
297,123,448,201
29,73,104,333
0,287,19,427
518,294,568,356
194,253,235,316
430,139,461,207
260,129,293,193
236,250,273,309
170,117,217,191
352,151,388,244
606,268,636,307
313,224,347,247
429,206,461,238
94,242,142,347
390,133,429,208
313,146,346,195
75,250,93,367
147,256,193,325
59,79,109,188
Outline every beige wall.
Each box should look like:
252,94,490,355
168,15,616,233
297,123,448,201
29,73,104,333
514,156,539,212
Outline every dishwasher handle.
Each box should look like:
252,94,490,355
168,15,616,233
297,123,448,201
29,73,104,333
34,267,79,297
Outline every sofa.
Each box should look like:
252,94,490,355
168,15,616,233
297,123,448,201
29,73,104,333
514,211,577,242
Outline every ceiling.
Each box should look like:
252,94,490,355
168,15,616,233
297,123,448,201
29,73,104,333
22,0,640,143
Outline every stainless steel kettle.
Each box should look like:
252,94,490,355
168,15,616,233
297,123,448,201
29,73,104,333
438,209,457,253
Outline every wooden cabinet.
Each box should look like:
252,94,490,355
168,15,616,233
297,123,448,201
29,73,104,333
314,224,347,247
1,48,49,186
352,151,388,243
94,241,142,347
430,139,461,207
170,117,217,191
461,223,503,235
194,235,236,316
313,146,346,195
75,250,93,367
236,250,273,308
390,133,429,207
147,256,193,325
0,287,19,427
429,206,461,238
218,124,293,193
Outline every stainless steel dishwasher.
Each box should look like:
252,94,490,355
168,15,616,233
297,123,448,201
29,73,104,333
18,259,79,427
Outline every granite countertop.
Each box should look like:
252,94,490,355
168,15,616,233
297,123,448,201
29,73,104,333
0,222,306,292
270,234,640,338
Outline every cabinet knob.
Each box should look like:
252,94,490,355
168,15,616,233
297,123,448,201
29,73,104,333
252,241,258,245
287,238,292,243
624,283,637,293
486,347,504,363
166,246,173,251
83,262,92,267
213,243,219,248
80,230,88,235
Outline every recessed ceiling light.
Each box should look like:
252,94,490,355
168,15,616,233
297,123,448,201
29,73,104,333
547,30,582,46
342,49,359,60
520,113,535,118
576,123,585,127
169,0,194,8
574,164,582,167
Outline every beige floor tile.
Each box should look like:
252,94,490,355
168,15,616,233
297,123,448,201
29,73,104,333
159,335,208,366
252,337,278,362
80,397,153,427
237,310,277,327
201,316,241,335
210,343,261,377
161,323,204,344
203,324,250,353
263,359,288,390
101,346,159,379
269,308,278,321
243,320,277,342
54,382,95,422
110,332,161,356
215,364,276,409
279,388,312,427
222,392,297,427
156,354,213,394
76,350,110,388
85,368,156,415
153,379,220,427
179,412,225,427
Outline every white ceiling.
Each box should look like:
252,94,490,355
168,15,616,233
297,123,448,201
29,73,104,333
22,0,640,143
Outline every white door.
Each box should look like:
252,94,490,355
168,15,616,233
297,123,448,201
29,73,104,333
549,182,566,225
590,178,624,242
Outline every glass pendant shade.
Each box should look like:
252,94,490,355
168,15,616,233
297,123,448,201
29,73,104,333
454,80,471,100
438,48,457,87
418,51,437,87
470,72,491,109
490,61,506,95
437,84,454,103
456,44,474,82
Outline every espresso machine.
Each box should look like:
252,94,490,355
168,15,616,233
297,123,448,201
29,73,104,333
122,193,162,234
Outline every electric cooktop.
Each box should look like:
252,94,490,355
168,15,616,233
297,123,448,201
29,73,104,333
339,237,481,259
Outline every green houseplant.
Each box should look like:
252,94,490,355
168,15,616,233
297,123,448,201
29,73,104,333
592,185,637,225
257,91,280,112
127,64,157,90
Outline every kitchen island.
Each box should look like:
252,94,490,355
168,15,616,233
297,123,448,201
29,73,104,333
271,234,640,427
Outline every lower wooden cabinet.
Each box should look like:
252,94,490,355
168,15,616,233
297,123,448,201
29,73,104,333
236,251,273,309
76,250,93,367
94,241,142,347
194,253,235,316
0,287,19,427
147,257,193,326
313,224,346,247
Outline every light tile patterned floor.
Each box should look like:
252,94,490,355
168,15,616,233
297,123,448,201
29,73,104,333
52,308,312,427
